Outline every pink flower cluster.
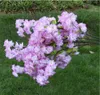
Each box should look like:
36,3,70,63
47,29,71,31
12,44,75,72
4,11,87,86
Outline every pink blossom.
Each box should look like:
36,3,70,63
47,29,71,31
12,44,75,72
36,75,49,86
79,23,87,33
4,11,87,86
17,27,25,37
12,65,24,77
56,52,71,69
4,40,14,48
16,19,24,28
